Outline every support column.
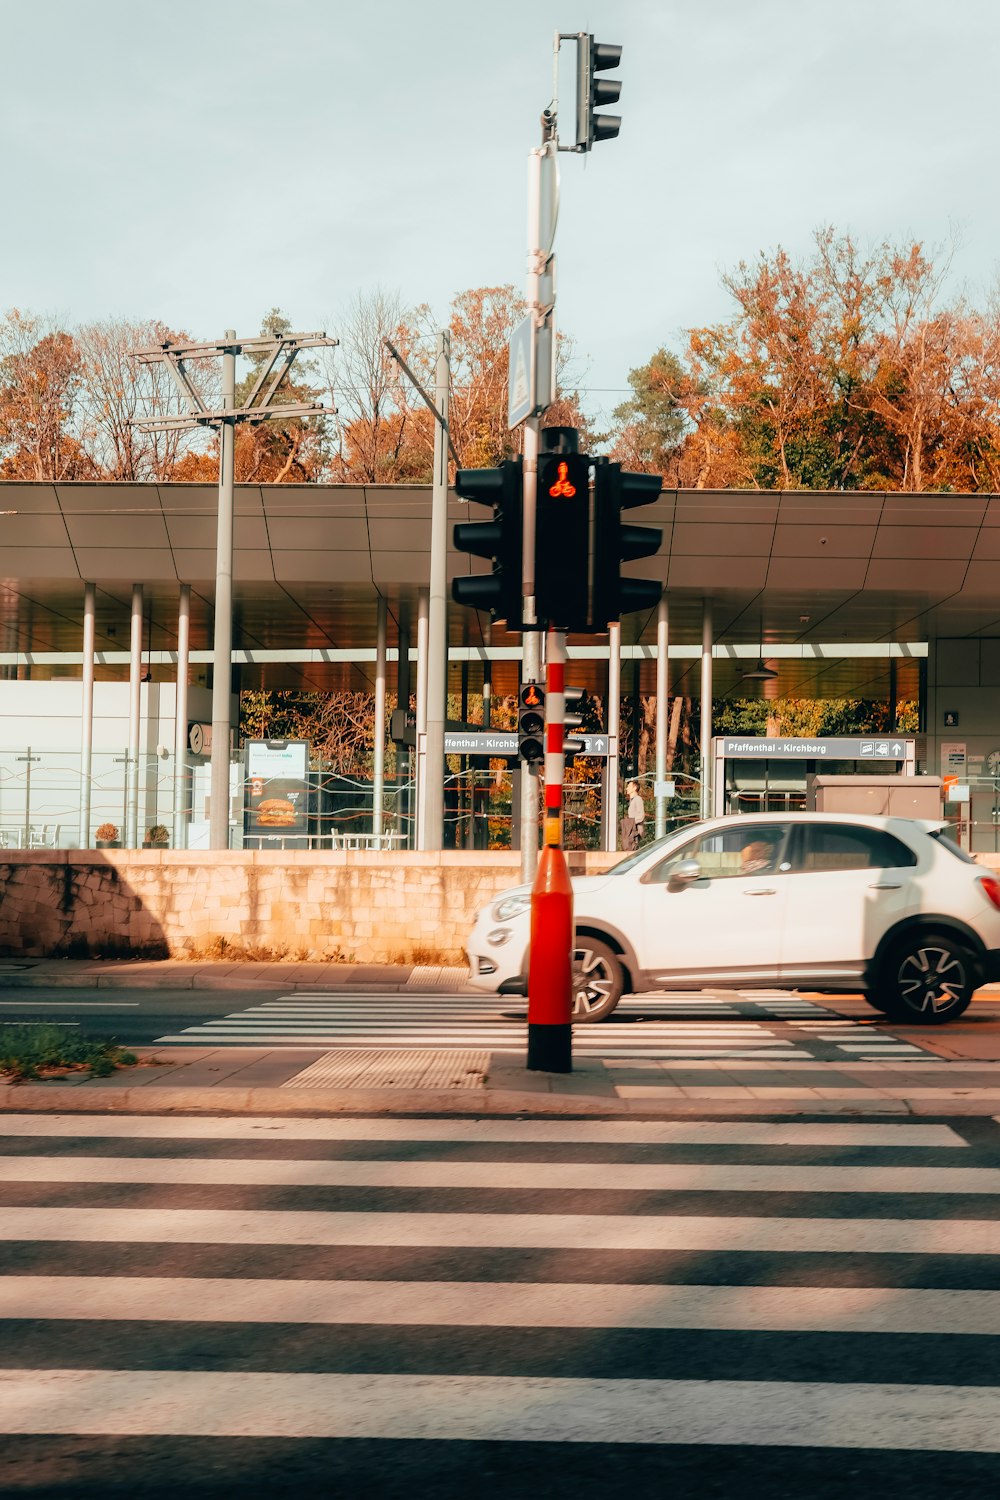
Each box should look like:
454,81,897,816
79,582,95,848
126,583,143,849
888,655,898,733
655,594,669,839
415,587,429,849
423,330,450,852
209,330,236,850
396,607,411,847
700,599,713,820
173,584,190,850
373,594,387,838
603,621,621,851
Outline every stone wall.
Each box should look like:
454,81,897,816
0,850,618,963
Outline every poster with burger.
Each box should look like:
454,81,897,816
244,739,310,838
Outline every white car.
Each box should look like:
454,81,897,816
466,813,1000,1024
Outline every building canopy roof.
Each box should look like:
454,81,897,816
1,482,997,699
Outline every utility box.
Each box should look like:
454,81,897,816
806,775,944,818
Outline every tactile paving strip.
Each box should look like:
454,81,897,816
282,1048,490,1090
405,966,474,992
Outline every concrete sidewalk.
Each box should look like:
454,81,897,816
5,1037,1000,1117
0,958,474,992
4,961,1000,1117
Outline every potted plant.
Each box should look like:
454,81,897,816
144,824,170,849
95,823,121,849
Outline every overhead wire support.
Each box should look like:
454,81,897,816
129,327,339,851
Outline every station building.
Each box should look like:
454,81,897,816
0,480,997,852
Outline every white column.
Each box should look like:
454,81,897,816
604,621,621,851
126,583,143,849
415,587,429,850
423,330,450,852
700,598,713,820
209,331,236,850
396,607,412,847
79,582,96,848
173,584,190,850
373,594,387,839
655,594,669,839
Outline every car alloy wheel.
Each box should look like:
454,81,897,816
571,938,624,1023
887,936,974,1023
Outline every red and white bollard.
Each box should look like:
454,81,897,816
526,627,573,1072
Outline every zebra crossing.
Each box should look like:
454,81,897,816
154,988,936,1063
1,1109,999,1496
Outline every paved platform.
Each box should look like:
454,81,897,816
0,958,464,992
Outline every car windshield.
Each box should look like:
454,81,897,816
608,823,703,874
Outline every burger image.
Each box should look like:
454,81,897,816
256,798,297,827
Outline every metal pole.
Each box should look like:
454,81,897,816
700,598,713,819
527,625,572,1073
604,620,621,850
209,329,237,851
396,608,411,847
415,587,429,849
79,582,95,848
173,583,190,850
127,582,143,848
655,594,669,839
373,594,387,838
423,331,450,852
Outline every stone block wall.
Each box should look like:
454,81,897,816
0,850,618,963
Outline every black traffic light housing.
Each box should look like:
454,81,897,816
517,680,546,765
452,458,523,628
563,683,586,765
592,460,664,626
575,36,622,151
535,434,591,631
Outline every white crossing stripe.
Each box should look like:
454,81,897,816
0,1114,965,1145
3,1276,1000,1335
1,1207,995,1254
3,1369,1000,1449
0,1156,994,1193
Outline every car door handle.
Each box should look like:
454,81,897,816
744,888,776,896
869,882,902,890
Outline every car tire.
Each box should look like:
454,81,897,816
862,992,894,1014
873,931,977,1024
572,938,624,1023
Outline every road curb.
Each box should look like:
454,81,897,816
3,1081,997,1116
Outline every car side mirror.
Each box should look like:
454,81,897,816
667,858,702,891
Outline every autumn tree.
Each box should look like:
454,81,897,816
0,311,95,479
75,317,200,480
328,289,432,484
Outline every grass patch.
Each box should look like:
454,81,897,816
0,1023,137,1082
181,936,347,963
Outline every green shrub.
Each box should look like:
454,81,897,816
0,1023,137,1081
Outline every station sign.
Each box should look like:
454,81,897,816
719,737,914,760
444,731,611,758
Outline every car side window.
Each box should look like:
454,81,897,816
646,824,790,882
796,824,918,873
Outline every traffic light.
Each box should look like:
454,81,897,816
451,459,523,628
534,450,591,630
574,36,622,151
563,684,586,764
592,460,664,626
518,680,546,765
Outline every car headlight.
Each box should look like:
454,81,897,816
493,892,531,922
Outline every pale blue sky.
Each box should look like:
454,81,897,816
1,0,997,424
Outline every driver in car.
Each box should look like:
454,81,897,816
740,839,776,874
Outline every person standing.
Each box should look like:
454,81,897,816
620,779,646,851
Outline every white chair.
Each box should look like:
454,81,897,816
28,825,58,850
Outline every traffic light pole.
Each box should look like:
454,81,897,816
423,332,450,851
519,127,557,884
527,625,573,1072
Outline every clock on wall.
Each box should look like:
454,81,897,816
986,749,1000,777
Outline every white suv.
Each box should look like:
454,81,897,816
466,813,1000,1024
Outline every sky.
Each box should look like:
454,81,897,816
2,0,999,428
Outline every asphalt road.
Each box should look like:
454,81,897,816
1,1109,1000,1497
0,986,289,1046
